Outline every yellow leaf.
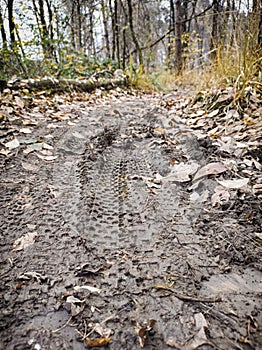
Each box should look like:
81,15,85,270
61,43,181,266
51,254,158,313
85,338,111,348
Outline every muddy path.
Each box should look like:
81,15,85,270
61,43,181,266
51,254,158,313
0,92,261,350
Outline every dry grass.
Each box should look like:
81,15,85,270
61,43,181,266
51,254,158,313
132,44,262,99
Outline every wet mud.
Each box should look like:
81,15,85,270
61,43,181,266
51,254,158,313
0,93,261,349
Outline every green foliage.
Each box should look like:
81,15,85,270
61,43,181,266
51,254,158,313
125,57,157,91
0,44,119,80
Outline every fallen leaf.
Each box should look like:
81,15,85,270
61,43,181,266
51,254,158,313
85,337,111,347
22,119,38,126
166,313,210,350
207,109,220,118
253,184,262,194
5,138,20,149
36,154,58,161
15,96,25,108
136,319,156,348
42,142,54,150
27,143,43,151
19,128,32,134
71,303,85,316
73,285,101,293
193,162,227,181
21,161,39,171
88,323,112,338
12,232,37,251
183,313,210,350
154,126,166,136
65,295,85,316
254,232,262,240
167,162,199,182
66,296,85,304
40,149,53,156
0,149,10,156
217,178,249,189
211,186,230,206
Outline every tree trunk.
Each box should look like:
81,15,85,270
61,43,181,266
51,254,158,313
38,0,51,57
101,0,111,57
108,0,115,60
77,0,82,49
174,0,182,71
0,7,7,49
168,0,175,67
45,0,56,59
114,0,120,67
127,0,143,68
211,0,220,53
7,0,15,44
259,1,262,47
252,0,262,48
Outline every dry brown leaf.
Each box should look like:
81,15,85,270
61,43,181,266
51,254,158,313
167,162,199,182
66,295,85,316
217,178,249,189
89,323,112,338
136,319,156,348
211,186,230,206
85,337,111,348
166,313,210,350
14,96,25,109
193,162,227,181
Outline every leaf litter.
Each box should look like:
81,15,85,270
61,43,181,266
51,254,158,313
1,86,261,350
166,313,211,350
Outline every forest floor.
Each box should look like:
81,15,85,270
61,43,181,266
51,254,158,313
0,87,262,350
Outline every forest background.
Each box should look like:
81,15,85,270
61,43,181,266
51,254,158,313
0,0,261,93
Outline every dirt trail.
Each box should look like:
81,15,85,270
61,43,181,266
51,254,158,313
0,92,261,350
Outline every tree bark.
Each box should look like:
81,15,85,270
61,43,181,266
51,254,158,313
7,0,15,44
211,0,220,52
259,1,262,47
8,71,128,92
45,0,55,59
174,0,182,71
114,0,120,67
168,0,175,67
253,0,262,47
101,0,111,57
0,7,7,49
127,0,143,67
77,0,82,49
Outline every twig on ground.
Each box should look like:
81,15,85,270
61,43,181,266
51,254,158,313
154,285,222,303
52,316,73,333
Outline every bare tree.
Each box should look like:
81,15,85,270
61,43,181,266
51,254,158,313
0,5,7,49
7,0,15,44
127,0,143,67
100,0,110,58
174,0,182,71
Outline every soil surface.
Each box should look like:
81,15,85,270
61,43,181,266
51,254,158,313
1,90,261,350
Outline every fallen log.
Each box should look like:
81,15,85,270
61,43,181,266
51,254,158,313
7,70,128,93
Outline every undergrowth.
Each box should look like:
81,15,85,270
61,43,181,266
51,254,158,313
130,44,262,108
